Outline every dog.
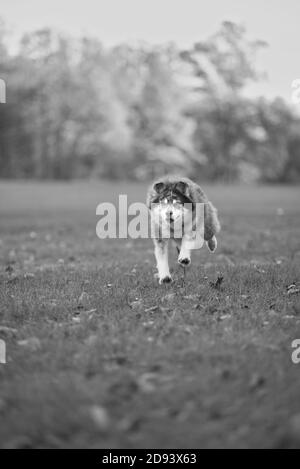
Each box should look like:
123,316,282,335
147,175,220,284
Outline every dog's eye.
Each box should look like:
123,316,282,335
159,198,168,205
172,199,178,204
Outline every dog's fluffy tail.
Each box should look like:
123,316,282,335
206,235,217,252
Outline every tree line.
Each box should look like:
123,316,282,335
0,20,299,182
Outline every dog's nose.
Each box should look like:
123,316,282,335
166,211,174,222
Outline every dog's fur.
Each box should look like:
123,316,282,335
147,175,220,284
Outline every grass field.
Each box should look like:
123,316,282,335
0,180,300,449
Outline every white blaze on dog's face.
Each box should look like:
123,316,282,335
150,181,193,237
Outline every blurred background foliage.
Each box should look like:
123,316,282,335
0,19,299,183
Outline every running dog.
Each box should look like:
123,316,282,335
147,175,220,284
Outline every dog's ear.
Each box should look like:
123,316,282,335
175,181,188,195
153,182,165,193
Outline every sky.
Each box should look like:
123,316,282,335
1,0,300,104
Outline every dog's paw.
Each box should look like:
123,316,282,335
159,275,173,284
178,257,191,267
207,236,217,253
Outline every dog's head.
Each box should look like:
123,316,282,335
149,180,193,226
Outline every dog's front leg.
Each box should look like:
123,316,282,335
178,235,191,267
153,238,172,284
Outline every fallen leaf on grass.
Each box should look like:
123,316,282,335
117,416,142,432
24,272,35,279
268,310,279,318
219,314,231,321
182,294,199,301
0,326,18,336
286,284,300,296
89,405,110,431
178,325,193,334
17,337,41,351
142,320,155,328
249,373,265,391
275,259,283,265
5,265,14,274
144,305,159,313
137,373,157,393
76,308,97,319
129,299,143,311
161,293,176,303
193,303,205,310
159,306,173,314
72,317,81,323
255,267,266,274
84,308,97,314
78,291,89,306
210,276,224,290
